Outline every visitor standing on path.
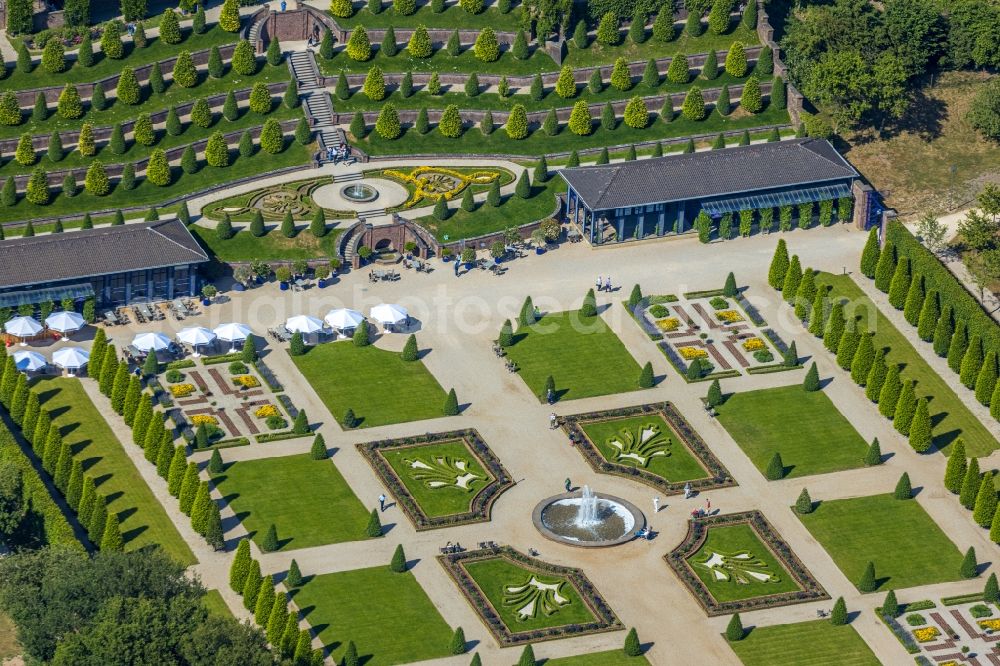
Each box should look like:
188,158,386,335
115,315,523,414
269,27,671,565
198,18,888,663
596,275,602,292
564,478,571,492
653,496,660,513
378,493,386,512
549,413,557,429
683,482,692,499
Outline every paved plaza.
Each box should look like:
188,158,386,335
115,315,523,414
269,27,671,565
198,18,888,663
61,218,1000,665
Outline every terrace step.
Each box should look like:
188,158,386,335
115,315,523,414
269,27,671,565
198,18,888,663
356,208,386,217
333,172,363,183
289,51,320,90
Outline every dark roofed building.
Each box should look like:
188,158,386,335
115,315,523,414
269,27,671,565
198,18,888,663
0,218,209,310
560,138,861,244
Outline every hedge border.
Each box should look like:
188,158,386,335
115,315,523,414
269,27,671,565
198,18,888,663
560,401,736,495
356,429,514,531
665,510,829,616
437,545,622,646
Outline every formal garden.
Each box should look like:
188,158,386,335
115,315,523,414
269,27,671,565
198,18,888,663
795,493,967,592
211,452,373,551
438,546,622,645
561,402,734,494
666,511,827,615
357,429,514,529
502,300,648,401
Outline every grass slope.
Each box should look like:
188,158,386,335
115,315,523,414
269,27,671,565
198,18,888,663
715,384,869,479
293,567,453,665
797,493,965,592
211,453,371,550
33,377,196,565
290,341,449,428
817,272,997,456
728,620,880,666
191,224,344,262
505,310,645,401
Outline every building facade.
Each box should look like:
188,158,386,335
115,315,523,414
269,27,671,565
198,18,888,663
0,218,209,311
560,139,861,245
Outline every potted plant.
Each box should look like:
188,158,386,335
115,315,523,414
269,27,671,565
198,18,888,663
314,264,330,287
201,284,217,305
440,247,454,262
403,240,418,257
461,247,476,268
232,265,252,291
531,228,547,254
490,241,505,262
292,259,309,278
275,266,292,290
250,259,271,284
357,245,373,264
329,257,342,275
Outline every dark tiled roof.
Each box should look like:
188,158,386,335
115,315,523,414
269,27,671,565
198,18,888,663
0,218,209,289
559,139,859,210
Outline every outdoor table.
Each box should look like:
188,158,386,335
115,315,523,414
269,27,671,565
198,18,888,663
104,311,119,325
137,303,153,321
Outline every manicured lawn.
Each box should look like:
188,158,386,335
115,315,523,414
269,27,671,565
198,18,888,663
381,440,492,518
505,310,645,401
463,557,597,632
817,273,998,456
797,493,965,592
201,589,233,620
32,377,196,565
4,23,239,89
688,523,801,602
541,651,650,665
728,620,880,666
293,566,454,665
580,414,710,482
290,341,450,428
191,224,344,262
333,4,525,31
715,384,869,479
334,72,772,114
354,105,789,156
0,60,289,140
0,139,311,223
416,178,565,242
211,453,371,550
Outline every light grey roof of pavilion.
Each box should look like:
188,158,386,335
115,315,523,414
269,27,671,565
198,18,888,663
559,138,859,211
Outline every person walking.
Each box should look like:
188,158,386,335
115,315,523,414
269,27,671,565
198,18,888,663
454,259,460,277
596,275,603,292
564,478,571,492
683,482,692,499
378,493,386,512
605,276,612,293
653,496,660,513
549,413,557,429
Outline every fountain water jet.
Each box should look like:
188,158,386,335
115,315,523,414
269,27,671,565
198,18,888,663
575,486,599,528
532,488,645,548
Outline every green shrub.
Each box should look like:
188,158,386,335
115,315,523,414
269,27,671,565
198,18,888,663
681,86,706,120
231,40,258,75
408,26,432,58
725,614,743,641
610,57,632,90
596,12,620,45
41,39,66,73
505,104,528,139
84,160,110,196
475,27,500,62
249,82,272,114
364,65,386,101
667,53,690,84
438,105,462,138
259,118,284,153
145,149,171,186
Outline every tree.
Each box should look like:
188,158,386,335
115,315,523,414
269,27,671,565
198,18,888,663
88,493,107,544
948,321,969,374
444,388,459,416
259,523,279,553
933,306,954,357
831,597,848,624
803,362,820,392
795,488,813,514
908,397,932,452
623,96,649,129
961,457,982,510
725,614,743,641
41,40,66,74
863,437,882,466
961,335,984,389
725,42,747,77
667,52,690,84
962,547,979,579
681,87,706,121
768,239,790,290
366,508,383,537
944,438,968,494
25,168,50,206
892,380,917,435
765,452,784,480
407,25,432,59
892,471,912,500
473,27,500,62
388,543,408,573
597,12,620,45
858,561,876,592
970,79,1000,141
708,0,731,34
823,301,846,354
975,471,998,527
518,645,536,666
850,332,875,385
610,57,632,91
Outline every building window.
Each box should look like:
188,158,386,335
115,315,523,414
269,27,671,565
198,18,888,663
108,274,126,305
175,266,190,297
151,268,169,299
129,270,147,301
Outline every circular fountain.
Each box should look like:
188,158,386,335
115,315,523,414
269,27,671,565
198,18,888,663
340,182,379,203
532,486,645,548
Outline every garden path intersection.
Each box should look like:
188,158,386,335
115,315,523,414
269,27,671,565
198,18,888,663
77,220,996,665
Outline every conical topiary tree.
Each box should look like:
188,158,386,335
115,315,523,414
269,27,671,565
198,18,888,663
286,558,303,587
366,508,383,537
803,362,820,392
858,561,877,593
851,332,875,386
725,613,744,641
961,547,979,579
261,523,279,552
706,379,723,407
933,305,954,357
401,334,418,361
902,274,925,326
887,257,911,310
795,488,813,514
948,321,969,374
944,439,967,494
823,302,845,354
882,589,899,618
310,434,327,460
444,388,459,416
961,457,982,510
782,255,803,303
518,644,536,666
909,398,932,453
894,472,912,499
974,471,998,527
765,452,784,480
864,438,882,466
893,381,917,435
830,597,847,624
986,572,1000,603
638,362,654,388
450,626,467,654
242,559,263,609
390,544,407,572
878,365,902,418
860,228,881,278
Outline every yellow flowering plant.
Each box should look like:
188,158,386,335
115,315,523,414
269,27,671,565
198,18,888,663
382,167,502,208
678,347,708,360
742,337,766,352
168,383,196,398
191,414,218,426
232,375,260,388
255,404,280,418
980,619,1000,631
912,627,939,643
716,310,744,323
655,318,680,332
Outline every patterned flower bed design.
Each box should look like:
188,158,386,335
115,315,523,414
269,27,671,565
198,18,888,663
679,347,709,360
913,627,940,643
232,374,260,389
665,511,828,616
169,383,196,398
437,546,622,646
717,310,745,323
381,166,510,207
655,317,681,332
255,404,280,419
191,414,218,427
903,602,1000,663
357,430,514,530
562,403,735,495
203,177,351,221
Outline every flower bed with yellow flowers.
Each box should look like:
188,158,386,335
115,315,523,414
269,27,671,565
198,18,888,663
255,404,280,419
980,619,1000,631
655,318,681,332
191,414,218,427
742,338,766,352
678,347,708,360
716,310,745,323
912,627,940,643
232,375,260,389
169,383,196,398
382,167,502,208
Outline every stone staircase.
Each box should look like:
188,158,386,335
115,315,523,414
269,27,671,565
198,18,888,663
333,172,362,183
289,51,319,90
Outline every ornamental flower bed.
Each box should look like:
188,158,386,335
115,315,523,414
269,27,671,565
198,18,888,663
382,167,503,208
665,511,829,616
357,429,515,531
912,626,940,642
742,337,766,352
979,619,1000,631
716,310,745,323
232,374,260,389
561,403,735,496
254,404,280,419
437,546,622,647
655,318,681,332
191,414,219,427
678,347,709,360
168,383,196,398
